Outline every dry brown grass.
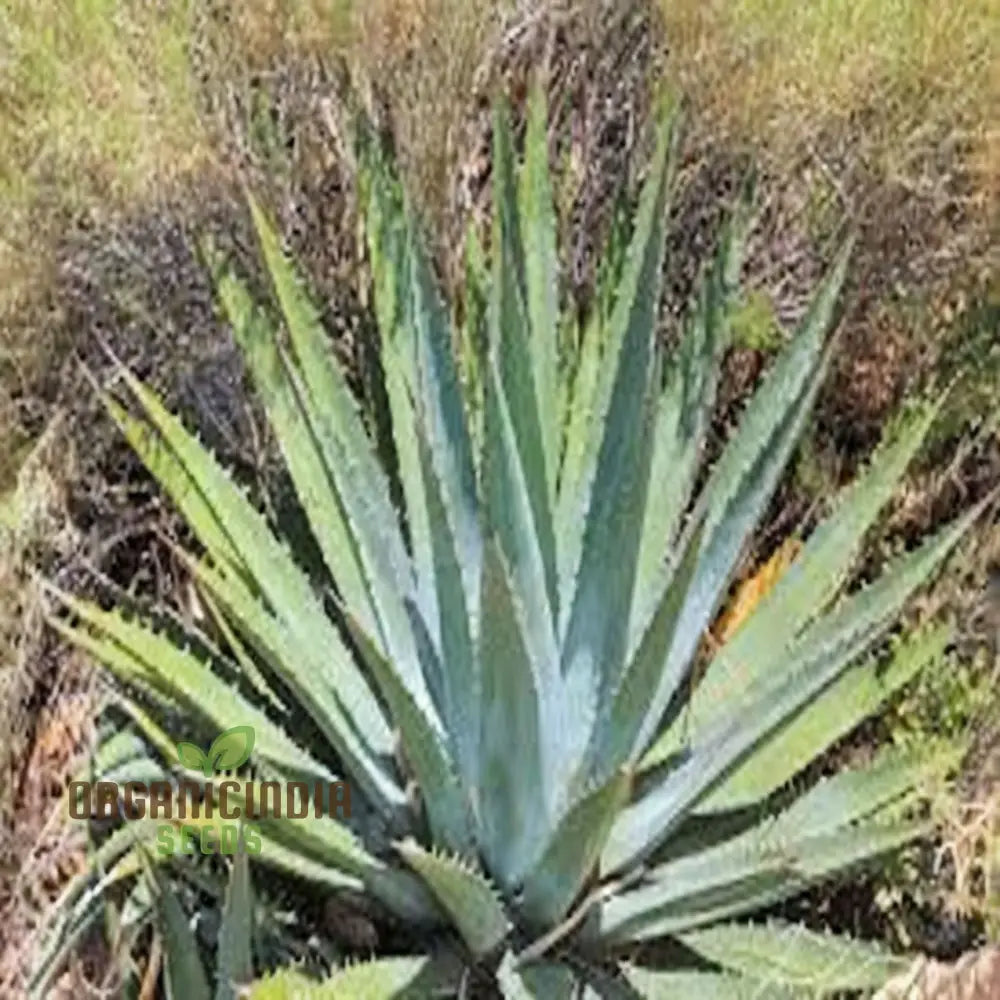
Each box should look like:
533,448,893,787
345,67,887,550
2,0,996,478
655,0,1000,414
0,0,506,489
876,947,1000,999
0,663,95,997
656,0,1000,182
346,0,505,233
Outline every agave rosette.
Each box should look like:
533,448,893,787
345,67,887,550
34,89,987,998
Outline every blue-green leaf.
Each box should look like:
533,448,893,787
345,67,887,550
700,622,951,811
671,396,941,755
477,539,549,888
487,99,559,647
215,846,254,1000
679,920,910,992
248,197,428,717
559,96,681,763
629,180,753,640
521,769,632,926
345,613,473,854
396,839,509,956
143,855,211,1000
603,495,975,875
519,82,561,507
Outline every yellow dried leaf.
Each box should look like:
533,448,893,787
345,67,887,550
712,536,802,645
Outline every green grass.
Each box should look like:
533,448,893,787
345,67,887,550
658,0,999,174
0,0,207,440
0,0,203,207
730,288,782,352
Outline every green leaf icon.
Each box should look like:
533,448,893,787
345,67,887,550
208,725,256,773
176,741,212,777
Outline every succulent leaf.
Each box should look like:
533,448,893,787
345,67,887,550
413,414,480,793
476,539,548,887
630,174,753,637
45,599,330,785
405,197,482,621
101,377,397,795
597,747,933,943
489,98,559,625
30,835,158,999
633,331,836,759
181,549,406,815
497,951,580,999
396,839,510,957
247,956,437,999
601,509,966,876
215,847,254,1000
621,965,806,999
345,612,473,854
558,98,680,732
700,621,951,811
143,853,212,1000
678,919,911,992
590,519,706,777
670,397,942,757
520,768,632,926
518,82,561,507
216,267,376,636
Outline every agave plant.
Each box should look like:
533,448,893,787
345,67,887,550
35,87,990,998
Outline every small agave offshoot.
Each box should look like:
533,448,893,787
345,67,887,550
33,87,992,999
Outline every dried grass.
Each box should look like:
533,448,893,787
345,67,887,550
656,0,999,183
875,947,1000,999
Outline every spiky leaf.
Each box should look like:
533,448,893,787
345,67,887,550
247,957,435,999
215,846,254,1000
521,769,632,925
143,855,211,1000
396,839,510,957
497,952,579,999
621,965,806,999
679,920,911,992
